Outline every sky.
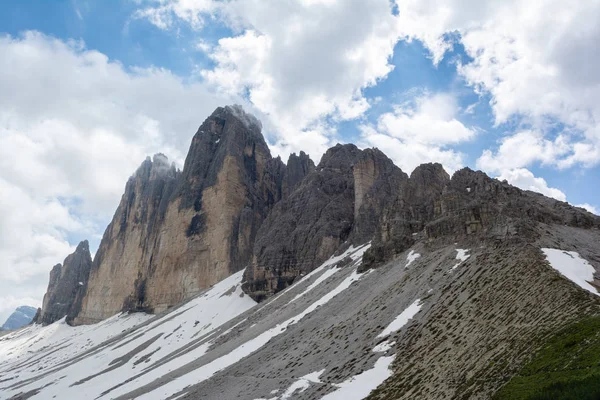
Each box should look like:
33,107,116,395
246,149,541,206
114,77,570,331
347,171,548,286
0,0,599,323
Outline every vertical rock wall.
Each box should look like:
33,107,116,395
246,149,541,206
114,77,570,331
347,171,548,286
35,241,92,325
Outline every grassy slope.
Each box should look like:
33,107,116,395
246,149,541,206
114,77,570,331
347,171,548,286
494,317,600,400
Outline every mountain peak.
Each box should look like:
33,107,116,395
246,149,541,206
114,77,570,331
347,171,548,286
75,240,89,253
224,104,262,131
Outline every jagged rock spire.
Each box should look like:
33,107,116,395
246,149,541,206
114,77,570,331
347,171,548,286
34,240,92,325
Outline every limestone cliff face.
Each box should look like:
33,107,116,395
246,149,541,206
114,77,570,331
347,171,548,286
243,144,407,301
283,151,315,196
243,151,600,299
34,241,92,325
66,105,600,321
73,106,300,324
73,154,180,324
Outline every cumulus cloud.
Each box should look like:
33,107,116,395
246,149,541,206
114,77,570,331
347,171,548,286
138,0,403,159
0,31,236,322
359,92,476,173
476,130,570,174
496,168,566,202
394,0,600,169
136,0,600,172
133,0,216,30
576,203,598,215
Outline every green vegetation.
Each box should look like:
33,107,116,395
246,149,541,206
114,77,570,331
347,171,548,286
494,316,600,400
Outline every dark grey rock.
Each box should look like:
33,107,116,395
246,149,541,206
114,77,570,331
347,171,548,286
283,151,315,196
243,144,408,300
244,153,600,300
35,240,92,325
73,105,315,323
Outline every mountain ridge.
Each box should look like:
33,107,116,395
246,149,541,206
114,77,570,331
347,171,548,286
2,105,600,399
31,104,600,326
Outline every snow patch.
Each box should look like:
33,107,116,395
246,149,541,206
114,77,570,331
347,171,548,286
405,250,421,268
377,299,422,338
277,369,324,399
287,243,371,305
450,248,470,271
321,355,395,400
542,248,599,296
372,340,395,353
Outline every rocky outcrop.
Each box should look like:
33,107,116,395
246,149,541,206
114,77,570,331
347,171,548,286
34,241,92,325
243,145,408,301
73,106,311,324
243,150,600,299
425,167,600,240
283,151,315,196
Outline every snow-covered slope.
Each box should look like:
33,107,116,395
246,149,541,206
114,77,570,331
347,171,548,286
0,270,255,399
2,227,600,400
542,248,600,296
0,244,376,400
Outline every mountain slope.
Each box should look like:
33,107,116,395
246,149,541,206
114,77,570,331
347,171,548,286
1,223,599,399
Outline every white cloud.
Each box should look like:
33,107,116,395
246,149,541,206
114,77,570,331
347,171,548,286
394,0,600,169
133,0,216,30
0,31,236,323
496,168,566,202
476,130,570,174
575,204,598,215
138,0,403,159
359,92,476,173
138,0,600,171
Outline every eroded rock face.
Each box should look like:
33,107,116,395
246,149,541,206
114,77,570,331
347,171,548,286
425,167,600,240
243,153,600,299
243,145,408,301
73,106,308,324
67,105,600,322
283,151,315,196
34,241,92,325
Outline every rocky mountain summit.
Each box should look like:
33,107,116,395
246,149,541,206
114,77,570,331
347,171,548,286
14,105,600,400
33,104,600,325
73,105,313,324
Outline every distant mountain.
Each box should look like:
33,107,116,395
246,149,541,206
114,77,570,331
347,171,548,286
1,305,37,331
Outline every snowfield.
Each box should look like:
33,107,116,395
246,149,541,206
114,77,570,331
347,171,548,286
0,270,256,399
542,248,599,296
377,299,422,338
